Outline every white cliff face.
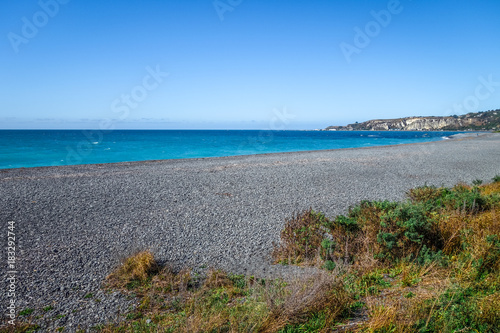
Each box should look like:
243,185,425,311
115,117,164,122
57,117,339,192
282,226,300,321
404,117,458,130
362,117,475,131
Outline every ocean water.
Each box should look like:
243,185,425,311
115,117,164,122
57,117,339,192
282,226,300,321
0,130,463,169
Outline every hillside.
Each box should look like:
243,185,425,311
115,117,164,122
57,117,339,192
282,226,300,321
326,109,500,131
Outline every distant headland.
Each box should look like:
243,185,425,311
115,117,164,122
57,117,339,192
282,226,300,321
325,109,500,131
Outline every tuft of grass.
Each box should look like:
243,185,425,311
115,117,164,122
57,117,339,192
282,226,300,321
18,308,34,316
0,323,41,333
43,305,54,312
272,209,332,266
472,178,484,186
259,273,349,333
106,250,158,290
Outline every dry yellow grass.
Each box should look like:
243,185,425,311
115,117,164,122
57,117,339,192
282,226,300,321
359,262,450,333
106,250,157,289
481,181,500,195
202,268,233,289
259,272,349,333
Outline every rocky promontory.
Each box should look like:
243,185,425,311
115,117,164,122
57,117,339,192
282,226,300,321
326,109,500,131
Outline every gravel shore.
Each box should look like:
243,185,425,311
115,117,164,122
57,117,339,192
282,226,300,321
1,133,500,330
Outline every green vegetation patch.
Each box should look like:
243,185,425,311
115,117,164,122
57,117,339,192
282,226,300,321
271,179,500,332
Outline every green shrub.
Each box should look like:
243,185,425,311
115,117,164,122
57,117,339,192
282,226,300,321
404,291,415,298
371,202,441,261
19,308,34,316
417,283,500,332
409,183,500,214
407,185,445,203
228,273,247,289
416,244,447,267
355,271,391,296
334,215,360,233
323,260,336,271
321,238,336,251
320,238,336,261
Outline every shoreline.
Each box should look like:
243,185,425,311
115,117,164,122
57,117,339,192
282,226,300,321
0,130,487,172
1,133,500,329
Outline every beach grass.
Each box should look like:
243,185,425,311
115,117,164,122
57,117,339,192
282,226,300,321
96,253,349,333
277,176,500,332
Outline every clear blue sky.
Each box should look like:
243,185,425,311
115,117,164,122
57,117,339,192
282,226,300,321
2,0,500,129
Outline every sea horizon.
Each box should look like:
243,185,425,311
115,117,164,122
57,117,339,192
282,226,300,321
0,129,467,169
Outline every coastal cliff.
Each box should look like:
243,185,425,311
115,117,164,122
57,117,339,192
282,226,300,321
326,109,500,131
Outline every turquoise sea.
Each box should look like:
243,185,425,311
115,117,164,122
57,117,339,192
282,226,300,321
0,130,463,169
